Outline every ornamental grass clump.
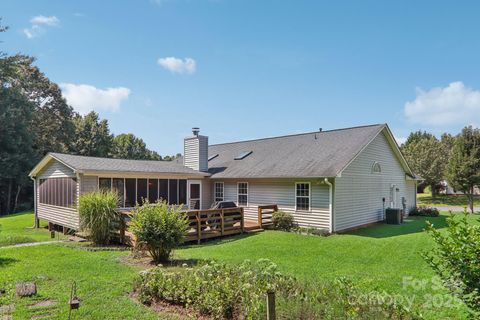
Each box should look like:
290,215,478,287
130,201,189,263
78,190,120,245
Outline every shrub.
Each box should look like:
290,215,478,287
424,211,480,316
272,210,294,231
78,190,119,245
136,259,417,319
130,201,188,263
409,206,439,217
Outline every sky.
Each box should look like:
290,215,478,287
1,0,480,155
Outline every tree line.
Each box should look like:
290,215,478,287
401,127,480,213
0,22,179,215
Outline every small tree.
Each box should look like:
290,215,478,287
424,212,480,315
78,190,119,245
130,201,189,263
446,126,480,213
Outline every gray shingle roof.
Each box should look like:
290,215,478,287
208,124,386,178
49,153,209,176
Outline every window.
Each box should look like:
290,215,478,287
214,182,224,202
137,179,148,205
179,180,187,205
99,178,112,191
39,177,77,207
112,178,125,207
169,179,178,205
372,162,381,173
237,182,248,206
148,179,158,203
234,151,252,160
124,178,136,207
295,182,310,211
159,179,168,202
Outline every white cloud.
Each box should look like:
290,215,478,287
24,15,60,39
157,57,196,74
404,81,480,126
30,15,60,26
395,136,407,145
60,83,131,114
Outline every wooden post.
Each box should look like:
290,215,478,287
258,207,262,227
266,291,276,320
196,212,201,244
240,208,244,233
48,222,53,231
221,209,224,236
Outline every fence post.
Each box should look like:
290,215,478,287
266,290,276,320
196,212,201,244
221,209,225,236
240,208,244,233
258,207,262,227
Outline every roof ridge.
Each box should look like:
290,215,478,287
209,123,385,147
50,152,178,164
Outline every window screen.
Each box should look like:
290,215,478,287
169,179,178,205
159,179,168,203
148,179,158,203
38,177,77,207
137,179,148,205
99,178,111,191
179,180,187,205
125,178,136,207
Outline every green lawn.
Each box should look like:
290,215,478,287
0,212,67,247
1,212,477,319
177,213,478,319
417,192,480,208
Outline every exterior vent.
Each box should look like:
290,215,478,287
208,154,219,161
234,151,252,160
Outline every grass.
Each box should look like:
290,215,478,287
1,211,478,319
417,192,480,208
0,212,67,247
177,213,479,319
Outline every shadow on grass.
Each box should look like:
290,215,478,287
349,215,448,238
181,232,260,249
0,257,18,267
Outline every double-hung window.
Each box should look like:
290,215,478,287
237,182,248,206
295,182,310,211
214,182,224,202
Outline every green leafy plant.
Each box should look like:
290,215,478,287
409,206,439,217
130,201,188,263
272,210,294,231
78,190,119,245
423,210,480,315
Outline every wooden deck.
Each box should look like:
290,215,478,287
118,207,263,246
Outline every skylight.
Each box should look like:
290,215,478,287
234,151,252,160
208,154,219,161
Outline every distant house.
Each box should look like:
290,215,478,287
29,124,419,232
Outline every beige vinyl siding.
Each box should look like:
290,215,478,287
201,178,212,209
36,159,80,229
215,178,331,229
334,130,415,232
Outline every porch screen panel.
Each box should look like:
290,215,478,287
137,179,148,205
169,179,178,205
178,180,187,205
38,177,77,208
148,179,158,203
125,178,136,207
159,179,168,202
99,178,112,191
112,178,125,207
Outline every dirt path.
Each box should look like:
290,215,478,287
0,240,67,249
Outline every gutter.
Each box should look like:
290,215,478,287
324,178,333,233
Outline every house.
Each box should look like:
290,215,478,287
29,123,418,233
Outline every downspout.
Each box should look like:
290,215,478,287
30,176,39,228
324,178,333,233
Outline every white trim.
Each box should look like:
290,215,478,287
214,182,224,202
295,182,311,212
237,182,248,206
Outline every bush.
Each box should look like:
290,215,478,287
78,190,119,245
130,201,188,263
136,259,417,319
424,211,480,316
272,210,294,231
409,206,439,217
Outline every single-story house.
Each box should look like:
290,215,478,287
29,123,418,232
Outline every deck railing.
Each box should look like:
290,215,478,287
117,207,245,245
257,205,278,227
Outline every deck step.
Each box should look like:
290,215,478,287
245,228,264,234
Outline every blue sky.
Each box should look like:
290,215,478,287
2,0,480,155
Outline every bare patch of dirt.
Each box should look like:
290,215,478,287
27,299,57,309
130,292,211,320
